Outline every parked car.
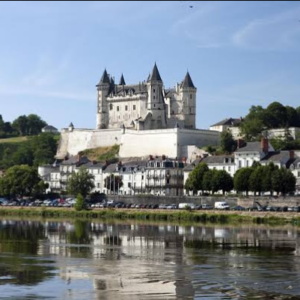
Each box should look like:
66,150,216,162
232,205,246,211
201,204,213,210
214,202,230,210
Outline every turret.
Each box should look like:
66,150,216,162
119,74,126,85
179,71,197,129
146,63,167,128
96,69,110,129
68,122,74,132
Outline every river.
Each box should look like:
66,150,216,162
1,218,300,299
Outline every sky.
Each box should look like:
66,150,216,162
0,1,300,130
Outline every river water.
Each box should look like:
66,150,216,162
1,219,300,300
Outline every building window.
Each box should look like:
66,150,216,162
97,183,100,188
239,161,242,168
228,166,231,171
153,95,155,100
153,89,156,93
110,104,113,110
157,162,161,167
133,105,136,110
142,175,144,180
117,106,119,111
298,171,300,177
154,104,156,108
246,160,249,167
128,182,131,188
189,108,192,114
190,94,192,99
125,105,128,111
167,178,170,184
223,166,225,170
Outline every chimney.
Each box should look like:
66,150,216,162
149,155,153,160
162,155,166,161
77,153,82,162
237,139,244,149
261,137,269,153
182,156,187,163
105,160,109,166
290,150,295,159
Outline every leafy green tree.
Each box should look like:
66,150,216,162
220,130,236,154
27,114,47,135
272,168,296,196
184,162,209,194
261,162,278,194
12,115,28,136
249,166,264,195
104,174,123,193
67,167,95,197
202,169,216,194
286,106,300,127
211,170,233,195
74,193,86,211
0,165,42,197
265,102,287,128
240,118,265,141
234,167,253,196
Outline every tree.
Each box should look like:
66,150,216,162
220,130,236,154
272,168,296,196
104,174,123,193
184,162,209,195
67,167,95,197
74,193,86,211
27,114,47,135
249,166,264,195
211,170,233,195
286,106,300,127
234,167,253,196
12,115,28,136
202,169,216,194
261,162,278,195
0,165,42,197
265,102,287,128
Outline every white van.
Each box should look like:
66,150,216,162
214,201,230,210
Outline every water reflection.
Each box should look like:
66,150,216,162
0,219,300,299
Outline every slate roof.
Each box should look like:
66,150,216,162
103,163,119,173
235,142,262,153
260,151,291,163
183,158,202,171
61,156,90,166
210,118,242,127
98,69,110,85
119,74,126,85
180,72,195,89
85,162,107,169
148,63,162,82
202,155,235,164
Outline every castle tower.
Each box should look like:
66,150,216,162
146,63,167,129
179,72,196,129
96,69,110,129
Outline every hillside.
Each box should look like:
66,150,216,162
79,145,120,163
0,136,29,144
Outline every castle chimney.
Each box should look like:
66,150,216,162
261,137,269,153
162,155,166,161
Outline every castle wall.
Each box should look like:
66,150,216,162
56,128,220,160
119,129,179,158
56,128,122,159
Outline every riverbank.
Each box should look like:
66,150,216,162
1,207,300,226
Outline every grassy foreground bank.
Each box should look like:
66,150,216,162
1,207,300,226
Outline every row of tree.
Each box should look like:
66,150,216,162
0,133,58,169
185,163,233,195
234,163,296,196
0,114,47,138
185,162,296,196
240,102,300,141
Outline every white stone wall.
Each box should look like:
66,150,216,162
56,128,122,158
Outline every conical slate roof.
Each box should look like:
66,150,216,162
119,74,126,85
181,72,195,89
99,69,110,84
148,63,162,82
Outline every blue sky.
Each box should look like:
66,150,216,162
0,1,300,130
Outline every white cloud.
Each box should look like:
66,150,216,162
233,6,300,50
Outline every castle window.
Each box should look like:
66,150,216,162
110,104,113,110
133,105,136,110
190,94,192,99
189,108,192,114
153,89,156,93
153,95,155,100
154,104,156,107
125,105,128,111
117,106,119,112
